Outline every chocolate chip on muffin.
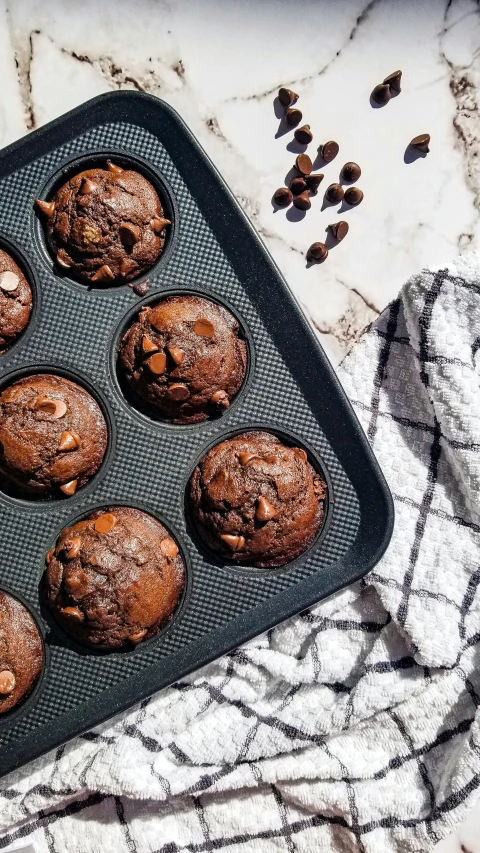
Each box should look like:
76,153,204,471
0,249,32,351
35,161,170,285
0,591,44,714
119,295,247,423
0,374,107,497
44,506,185,649
189,431,327,567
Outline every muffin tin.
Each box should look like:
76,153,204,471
0,91,393,777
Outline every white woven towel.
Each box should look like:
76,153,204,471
1,253,480,853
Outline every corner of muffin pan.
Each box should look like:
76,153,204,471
0,363,116,509
37,501,192,657
183,422,334,579
0,583,49,731
31,149,178,293
109,285,255,431
0,233,41,360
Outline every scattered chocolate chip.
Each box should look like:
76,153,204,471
294,124,313,145
34,397,67,419
273,187,293,206
58,430,81,452
194,318,215,338
255,496,277,522
167,345,184,365
46,548,55,565
289,177,307,196
79,177,97,195
295,153,313,175
278,87,298,107
128,629,147,644
344,186,364,206
147,352,167,375
120,222,141,246
94,513,117,534
220,534,245,552
319,141,339,162
305,173,324,194
383,69,402,93
106,160,124,178
307,242,328,263
0,271,19,292
341,162,361,182
91,264,115,283
372,83,391,105
0,670,16,695
132,280,149,296
210,390,230,409
65,536,82,560
292,191,311,210
292,447,308,462
285,107,302,127
167,383,190,401
56,252,71,269
62,606,84,621
410,133,430,153
238,452,261,465
35,199,55,217
151,216,171,234
160,538,179,558
329,221,349,241
60,479,78,496
325,183,344,204
120,258,138,279
142,336,159,354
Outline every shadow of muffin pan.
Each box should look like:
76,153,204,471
0,91,393,777
111,288,254,428
33,151,177,291
0,365,115,506
0,235,40,358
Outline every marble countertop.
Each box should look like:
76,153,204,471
0,0,479,848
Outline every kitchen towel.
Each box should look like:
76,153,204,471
1,252,480,853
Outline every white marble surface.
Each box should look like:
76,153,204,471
0,0,479,847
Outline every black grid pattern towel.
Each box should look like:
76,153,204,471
1,255,480,852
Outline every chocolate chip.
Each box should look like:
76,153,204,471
147,352,167,375
167,383,190,401
289,177,307,196
120,258,138,279
194,318,215,338
292,191,311,210
132,280,149,296
292,447,308,462
220,534,245,552
278,87,299,107
128,629,147,644
294,125,313,145
341,162,361,182
0,670,16,695
304,173,324,194
91,264,115,283
62,606,84,621
372,83,391,104
273,187,293,207
295,153,313,176
325,183,344,204
58,430,81,452
160,538,179,558
344,186,364,206
329,221,349,241
285,108,302,127
35,199,55,217
142,336,159,354
106,160,124,178
34,397,67,419
383,69,402,93
210,390,230,409
65,536,82,560
120,222,141,246
0,271,19,293
94,513,117,534
60,479,78,496
255,496,277,522
238,452,261,465
79,177,97,195
56,251,71,269
306,242,328,263
167,345,184,365
319,141,339,162
410,133,430,153
151,217,171,234
46,548,55,565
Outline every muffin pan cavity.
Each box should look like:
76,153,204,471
0,91,393,778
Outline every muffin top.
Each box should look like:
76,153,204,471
0,592,44,715
44,506,185,650
0,374,107,497
119,295,247,423
36,160,170,284
0,249,32,350
189,431,327,567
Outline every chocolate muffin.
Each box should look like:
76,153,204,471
0,249,32,350
189,431,327,567
119,295,247,423
44,507,185,650
35,160,170,284
0,374,107,497
0,592,44,715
